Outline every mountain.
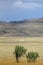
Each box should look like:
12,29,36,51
0,18,43,37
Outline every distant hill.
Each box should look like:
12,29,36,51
0,18,43,37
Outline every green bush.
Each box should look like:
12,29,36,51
26,52,39,62
13,45,26,62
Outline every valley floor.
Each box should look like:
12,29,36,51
0,37,43,65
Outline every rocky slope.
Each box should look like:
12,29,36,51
0,18,43,37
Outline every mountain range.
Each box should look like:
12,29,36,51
0,18,43,37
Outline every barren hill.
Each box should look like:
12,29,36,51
0,18,43,37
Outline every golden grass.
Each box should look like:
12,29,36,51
0,58,43,65
0,37,43,65
0,37,43,43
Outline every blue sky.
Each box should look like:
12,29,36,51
0,0,43,21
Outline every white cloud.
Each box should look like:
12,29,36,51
13,0,43,9
0,0,43,10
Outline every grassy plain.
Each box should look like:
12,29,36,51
0,37,43,65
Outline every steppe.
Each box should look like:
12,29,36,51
0,37,43,65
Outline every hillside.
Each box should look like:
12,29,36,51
0,18,43,37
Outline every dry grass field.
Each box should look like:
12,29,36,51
0,37,43,65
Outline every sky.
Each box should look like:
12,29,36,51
0,0,43,21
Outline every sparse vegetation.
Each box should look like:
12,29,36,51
26,52,39,62
13,45,26,62
0,18,43,37
13,45,39,63
0,37,43,65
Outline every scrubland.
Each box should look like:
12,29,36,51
0,37,43,65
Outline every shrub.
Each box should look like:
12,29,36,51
13,45,26,62
26,52,39,62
